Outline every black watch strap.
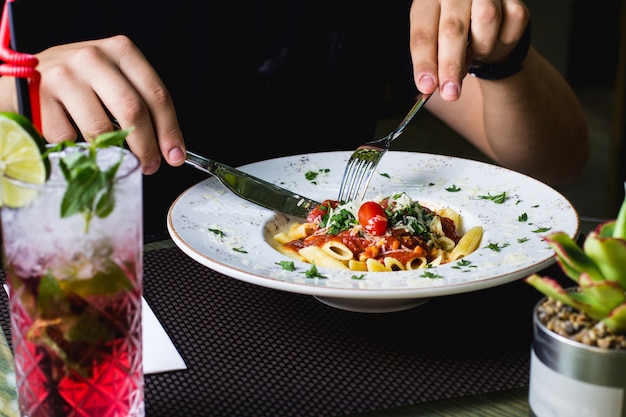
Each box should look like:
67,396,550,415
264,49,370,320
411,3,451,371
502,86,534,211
468,21,532,81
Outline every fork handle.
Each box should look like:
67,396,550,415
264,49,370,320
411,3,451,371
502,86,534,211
390,92,431,141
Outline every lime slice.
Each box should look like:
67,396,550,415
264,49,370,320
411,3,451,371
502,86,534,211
0,112,49,207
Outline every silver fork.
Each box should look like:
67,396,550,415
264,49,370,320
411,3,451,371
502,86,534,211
337,92,431,202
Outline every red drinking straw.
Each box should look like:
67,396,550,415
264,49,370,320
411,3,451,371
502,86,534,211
0,0,41,133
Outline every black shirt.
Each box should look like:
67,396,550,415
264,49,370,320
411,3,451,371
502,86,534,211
7,0,416,238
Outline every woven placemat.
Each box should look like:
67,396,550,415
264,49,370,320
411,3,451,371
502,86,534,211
2,247,556,417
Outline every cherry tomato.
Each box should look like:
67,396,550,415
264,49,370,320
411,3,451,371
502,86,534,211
358,201,388,235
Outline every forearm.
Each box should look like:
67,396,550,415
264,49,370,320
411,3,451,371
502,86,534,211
428,48,590,185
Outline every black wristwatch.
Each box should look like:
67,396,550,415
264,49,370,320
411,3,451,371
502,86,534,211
468,21,532,81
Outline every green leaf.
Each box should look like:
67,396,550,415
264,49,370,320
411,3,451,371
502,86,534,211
64,306,116,344
55,128,133,231
526,274,609,320
545,232,604,283
576,273,625,314
613,182,626,239
37,271,71,319
276,261,296,271
525,274,569,301
60,261,133,297
92,129,129,148
94,183,116,218
603,303,626,333
583,230,626,288
60,164,102,217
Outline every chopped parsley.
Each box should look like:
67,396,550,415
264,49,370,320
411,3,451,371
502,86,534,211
532,227,552,233
303,263,327,279
385,195,434,237
208,228,225,237
276,261,296,271
485,242,510,252
322,208,356,234
478,191,507,204
420,270,443,279
518,213,528,222
305,168,330,184
232,247,248,253
445,184,461,192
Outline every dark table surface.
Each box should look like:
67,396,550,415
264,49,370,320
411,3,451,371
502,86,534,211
2,236,569,417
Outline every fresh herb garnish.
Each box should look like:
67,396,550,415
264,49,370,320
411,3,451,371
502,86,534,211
276,261,296,271
518,237,530,243
532,227,552,233
420,270,443,279
445,184,461,192
323,208,356,234
518,213,528,222
451,259,477,272
303,262,327,279
305,168,330,184
478,191,507,204
43,128,133,232
485,242,510,252
208,228,225,237
233,247,248,253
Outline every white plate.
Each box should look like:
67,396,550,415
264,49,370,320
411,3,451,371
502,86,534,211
167,151,579,313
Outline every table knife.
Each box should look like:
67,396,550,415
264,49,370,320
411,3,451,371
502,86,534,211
184,151,320,218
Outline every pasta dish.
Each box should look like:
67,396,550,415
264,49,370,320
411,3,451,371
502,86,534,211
273,192,483,272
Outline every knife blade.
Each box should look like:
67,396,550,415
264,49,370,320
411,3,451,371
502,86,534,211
184,151,320,218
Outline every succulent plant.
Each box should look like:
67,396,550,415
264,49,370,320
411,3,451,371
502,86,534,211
526,184,626,335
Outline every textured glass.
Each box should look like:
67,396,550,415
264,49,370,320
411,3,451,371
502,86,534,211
2,146,144,417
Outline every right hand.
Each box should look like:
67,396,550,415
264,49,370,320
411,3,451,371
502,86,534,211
0,35,186,174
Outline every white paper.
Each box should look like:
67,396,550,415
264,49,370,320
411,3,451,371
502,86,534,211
141,297,187,373
3,285,187,374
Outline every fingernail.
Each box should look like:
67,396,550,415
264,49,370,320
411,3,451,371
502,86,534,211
168,146,185,163
418,74,437,91
143,160,161,175
441,82,459,99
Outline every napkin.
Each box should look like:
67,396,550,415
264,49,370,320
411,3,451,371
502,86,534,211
3,285,187,374
141,297,187,373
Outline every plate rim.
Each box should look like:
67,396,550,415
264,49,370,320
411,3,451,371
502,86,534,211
167,150,580,302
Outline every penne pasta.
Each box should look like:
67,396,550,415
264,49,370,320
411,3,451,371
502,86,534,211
383,257,406,271
275,193,484,273
321,241,354,261
449,226,484,261
365,258,389,272
436,235,456,251
406,256,428,270
348,259,368,271
299,246,349,270
273,232,294,245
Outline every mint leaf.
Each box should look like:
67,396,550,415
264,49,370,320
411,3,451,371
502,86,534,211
61,262,133,297
37,271,71,319
47,128,133,232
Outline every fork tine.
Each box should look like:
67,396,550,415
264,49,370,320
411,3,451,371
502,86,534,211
338,158,376,202
337,92,431,202
352,162,377,201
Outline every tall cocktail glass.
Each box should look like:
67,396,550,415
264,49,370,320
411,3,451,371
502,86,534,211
1,144,144,417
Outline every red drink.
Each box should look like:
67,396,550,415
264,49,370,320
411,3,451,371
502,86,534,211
7,260,143,417
2,145,144,417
